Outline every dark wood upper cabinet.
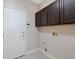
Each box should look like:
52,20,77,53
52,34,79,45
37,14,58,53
40,8,48,26
35,0,75,27
48,0,60,25
60,0,75,24
35,11,41,26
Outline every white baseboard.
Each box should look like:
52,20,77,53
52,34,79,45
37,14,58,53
39,48,56,59
25,48,39,55
25,48,56,59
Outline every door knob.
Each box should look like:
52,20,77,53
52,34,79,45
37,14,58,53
22,32,24,33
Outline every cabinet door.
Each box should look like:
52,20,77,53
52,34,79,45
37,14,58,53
35,11,41,26
60,0,75,23
48,0,60,25
40,8,48,26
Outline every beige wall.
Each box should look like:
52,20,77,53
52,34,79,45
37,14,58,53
38,0,75,59
38,24,75,59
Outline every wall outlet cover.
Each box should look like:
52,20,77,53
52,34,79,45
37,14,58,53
52,32,59,36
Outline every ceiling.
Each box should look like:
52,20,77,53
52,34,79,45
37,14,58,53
30,0,45,4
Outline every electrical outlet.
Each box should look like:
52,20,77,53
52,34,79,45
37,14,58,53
52,32,59,36
43,42,45,44
45,48,47,52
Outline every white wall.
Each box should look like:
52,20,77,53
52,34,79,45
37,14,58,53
38,0,75,59
39,0,56,9
4,0,40,52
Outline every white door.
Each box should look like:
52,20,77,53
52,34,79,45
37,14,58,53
3,8,26,59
